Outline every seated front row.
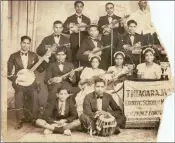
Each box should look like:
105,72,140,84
36,78,126,136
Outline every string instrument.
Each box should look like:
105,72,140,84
15,48,55,87
79,71,112,88
83,45,111,56
45,43,70,54
49,66,84,84
103,15,130,35
124,44,152,54
66,22,89,33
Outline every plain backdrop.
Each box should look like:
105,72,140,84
149,1,174,142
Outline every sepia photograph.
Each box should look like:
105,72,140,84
1,0,174,142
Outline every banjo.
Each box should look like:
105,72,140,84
15,44,70,87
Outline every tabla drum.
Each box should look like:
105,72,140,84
96,114,117,136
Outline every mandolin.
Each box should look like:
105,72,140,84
124,44,152,54
49,66,84,84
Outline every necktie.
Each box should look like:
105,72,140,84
59,102,64,115
21,52,27,56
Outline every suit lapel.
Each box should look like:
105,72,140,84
126,33,132,45
91,92,98,111
87,38,96,50
105,15,109,24
27,51,33,69
102,94,108,111
16,51,24,69
59,35,64,45
64,99,69,116
49,34,56,45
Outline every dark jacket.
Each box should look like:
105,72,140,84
44,61,76,85
36,34,72,70
7,51,42,82
83,92,126,128
118,32,143,66
76,37,103,67
98,14,125,34
63,14,91,62
52,96,78,123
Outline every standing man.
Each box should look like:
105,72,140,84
119,20,143,66
7,36,42,129
79,78,126,135
98,2,125,70
63,1,91,68
37,20,71,71
128,0,155,45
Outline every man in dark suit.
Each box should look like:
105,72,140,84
43,47,80,119
36,87,78,135
76,24,104,68
119,20,143,66
79,78,126,135
37,20,72,71
63,1,91,68
7,36,42,129
98,2,125,69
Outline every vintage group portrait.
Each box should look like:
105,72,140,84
1,0,174,142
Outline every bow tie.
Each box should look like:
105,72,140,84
97,95,103,99
58,62,64,65
54,34,60,37
21,52,27,56
76,15,82,18
108,15,113,18
129,34,135,37
91,38,98,42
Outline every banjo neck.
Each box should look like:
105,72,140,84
30,58,45,72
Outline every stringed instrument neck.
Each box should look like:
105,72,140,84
30,58,45,72
92,45,111,54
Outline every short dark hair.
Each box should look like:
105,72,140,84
88,24,99,31
105,2,114,8
94,77,106,85
57,86,71,94
21,36,31,43
53,20,62,26
74,1,84,7
127,20,137,27
55,46,67,55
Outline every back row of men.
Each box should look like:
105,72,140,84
37,0,166,71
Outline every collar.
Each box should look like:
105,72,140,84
128,32,135,36
20,50,29,54
57,60,65,65
138,9,148,15
107,14,114,17
89,36,98,41
95,93,103,99
53,33,60,37
76,13,82,17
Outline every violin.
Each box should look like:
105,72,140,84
102,15,130,35
45,43,70,54
67,22,89,33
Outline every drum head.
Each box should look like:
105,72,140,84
16,69,35,86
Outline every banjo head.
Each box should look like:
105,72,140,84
16,69,35,86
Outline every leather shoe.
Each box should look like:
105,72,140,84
15,120,23,130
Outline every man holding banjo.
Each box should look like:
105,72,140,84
7,36,44,129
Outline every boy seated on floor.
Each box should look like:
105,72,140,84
35,86,79,135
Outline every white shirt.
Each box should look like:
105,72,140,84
107,14,114,24
54,35,60,44
58,64,64,72
128,9,155,35
97,98,102,111
76,13,82,24
20,51,28,69
137,63,162,79
58,101,66,115
91,39,98,48
130,35,135,45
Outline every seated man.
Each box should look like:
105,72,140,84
79,77,126,136
43,47,80,119
76,24,104,68
7,36,43,129
36,87,79,135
